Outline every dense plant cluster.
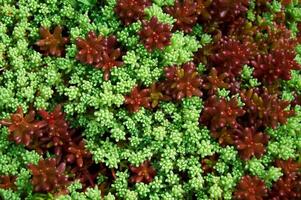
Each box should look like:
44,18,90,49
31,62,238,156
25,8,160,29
0,0,301,199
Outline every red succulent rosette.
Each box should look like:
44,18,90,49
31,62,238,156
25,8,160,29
115,0,152,25
161,62,203,100
240,88,295,129
233,175,268,200
234,127,269,161
164,0,205,33
138,17,172,51
207,0,249,23
76,32,123,80
66,140,91,168
251,50,300,84
269,176,301,200
275,159,301,179
0,175,16,190
129,161,156,184
35,26,69,57
38,105,72,156
76,31,105,66
202,67,229,95
28,158,69,193
0,107,47,147
96,35,124,80
124,86,151,112
210,36,257,77
200,96,245,132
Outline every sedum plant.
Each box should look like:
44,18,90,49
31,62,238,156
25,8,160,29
0,0,301,199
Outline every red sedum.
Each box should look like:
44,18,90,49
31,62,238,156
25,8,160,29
202,67,229,95
234,175,268,200
0,107,47,147
164,0,206,33
76,32,123,80
200,96,245,132
138,17,172,51
28,158,69,193
124,86,151,112
66,140,91,168
240,88,295,129
35,26,69,57
162,62,203,100
38,105,71,156
0,175,16,190
210,36,256,77
234,127,269,160
115,0,152,25
129,160,156,184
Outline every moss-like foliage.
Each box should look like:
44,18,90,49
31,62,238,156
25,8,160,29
0,0,301,199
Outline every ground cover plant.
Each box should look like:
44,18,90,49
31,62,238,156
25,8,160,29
0,0,301,199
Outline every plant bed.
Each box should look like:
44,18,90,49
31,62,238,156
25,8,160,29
0,0,300,199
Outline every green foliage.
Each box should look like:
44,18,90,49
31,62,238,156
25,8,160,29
160,32,201,66
0,0,300,199
153,0,175,7
246,158,283,187
144,4,175,25
267,106,301,160
241,65,261,88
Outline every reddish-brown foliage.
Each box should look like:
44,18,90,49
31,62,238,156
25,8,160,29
298,22,301,41
0,175,16,190
251,50,300,84
1,106,101,193
124,86,151,112
225,76,242,95
206,0,249,23
95,35,124,80
281,0,293,6
161,62,203,100
240,88,295,129
138,17,172,51
164,0,208,33
97,164,116,197
200,96,245,132
202,67,229,95
227,18,251,38
193,43,215,66
268,176,301,200
200,96,246,146
275,159,301,179
233,175,268,200
129,161,156,184
35,26,69,57
201,154,218,174
273,10,287,24
38,105,71,156
76,31,104,66
76,32,123,80
292,94,301,107
265,24,298,52
115,0,152,25
234,127,269,160
0,107,47,146
66,140,91,168
210,36,257,77
149,82,169,108
211,127,235,146
28,158,69,193
243,24,301,84
69,160,100,189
